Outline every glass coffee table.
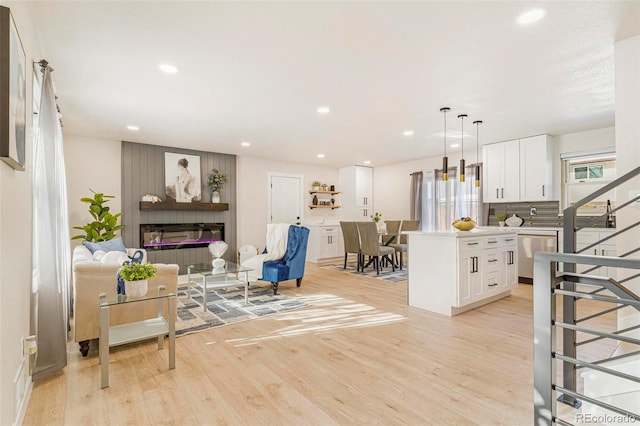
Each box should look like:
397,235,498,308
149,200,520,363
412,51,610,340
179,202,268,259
185,262,253,311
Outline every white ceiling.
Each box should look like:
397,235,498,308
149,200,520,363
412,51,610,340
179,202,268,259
27,1,640,168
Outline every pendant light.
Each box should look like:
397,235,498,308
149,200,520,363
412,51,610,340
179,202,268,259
458,114,468,183
440,107,450,181
473,120,483,188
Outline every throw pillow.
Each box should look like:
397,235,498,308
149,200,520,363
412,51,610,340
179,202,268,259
83,237,126,254
100,251,130,265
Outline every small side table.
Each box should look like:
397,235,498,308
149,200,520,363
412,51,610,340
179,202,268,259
99,286,176,389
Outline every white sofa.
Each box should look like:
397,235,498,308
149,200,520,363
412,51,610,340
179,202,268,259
72,245,179,356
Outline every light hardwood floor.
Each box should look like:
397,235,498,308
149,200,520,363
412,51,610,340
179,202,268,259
23,260,616,425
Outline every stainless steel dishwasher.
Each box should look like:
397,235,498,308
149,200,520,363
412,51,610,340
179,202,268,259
517,230,559,284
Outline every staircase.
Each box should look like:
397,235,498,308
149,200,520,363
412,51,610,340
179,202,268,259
533,166,640,425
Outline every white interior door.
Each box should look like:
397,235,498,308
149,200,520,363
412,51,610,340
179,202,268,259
269,173,303,224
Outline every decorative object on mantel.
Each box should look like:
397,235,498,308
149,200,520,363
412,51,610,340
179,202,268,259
440,107,450,181
452,217,477,231
206,168,228,203
311,180,321,191
496,213,508,227
208,240,228,269
141,194,162,203
71,189,124,242
505,214,524,227
165,152,201,203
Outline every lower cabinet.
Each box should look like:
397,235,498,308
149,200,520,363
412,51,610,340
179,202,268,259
408,231,519,316
306,225,344,263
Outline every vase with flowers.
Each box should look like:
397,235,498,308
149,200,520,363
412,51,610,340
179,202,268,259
206,169,228,203
208,240,228,270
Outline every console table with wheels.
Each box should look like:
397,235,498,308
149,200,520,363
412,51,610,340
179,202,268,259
99,286,176,388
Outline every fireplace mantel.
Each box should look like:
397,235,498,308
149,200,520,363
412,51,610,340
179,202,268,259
139,201,229,212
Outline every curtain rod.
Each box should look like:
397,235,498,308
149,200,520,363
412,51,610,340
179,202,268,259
34,59,54,71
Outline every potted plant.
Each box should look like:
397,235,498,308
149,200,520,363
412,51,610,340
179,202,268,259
496,213,508,227
206,169,228,203
71,189,124,242
118,263,157,298
311,180,322,191
371,212,382,223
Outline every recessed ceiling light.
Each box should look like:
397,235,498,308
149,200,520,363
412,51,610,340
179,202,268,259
241,141,251,147
317,106,330,114
126,125,140,131
403,130,414,136
317,154,325,158
158,63,178,73
450,143,460,148
363,160,371,165
517,8,546,25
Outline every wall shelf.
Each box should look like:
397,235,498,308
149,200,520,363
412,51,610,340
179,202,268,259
309,205,340,210
309,190,341,195
139,201,229,212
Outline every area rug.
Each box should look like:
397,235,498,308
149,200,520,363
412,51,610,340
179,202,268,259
175,283,308,336
320,261,407,282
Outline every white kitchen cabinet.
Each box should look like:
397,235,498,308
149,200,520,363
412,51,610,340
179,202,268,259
576,229,617,279
306,224,344,263
497,235,518,291
483,134,554,202
519,135,553,201
407,230,518,316
339,166,374,220
482,139,520,202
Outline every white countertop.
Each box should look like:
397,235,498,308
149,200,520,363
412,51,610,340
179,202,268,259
404,229,517,238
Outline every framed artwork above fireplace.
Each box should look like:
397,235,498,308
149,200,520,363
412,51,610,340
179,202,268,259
164,152,202,202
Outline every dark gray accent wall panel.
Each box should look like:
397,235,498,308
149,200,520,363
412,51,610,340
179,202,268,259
121,141,237,273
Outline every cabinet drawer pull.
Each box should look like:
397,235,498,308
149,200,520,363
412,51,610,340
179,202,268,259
488,259,498,263
542,185,545,197
501,188,504,198
487,240,497,244
496,188,499,199
488,283,498,287
505,238,514,242
467,242,479,246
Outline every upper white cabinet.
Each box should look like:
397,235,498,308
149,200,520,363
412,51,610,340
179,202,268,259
340,166,373,220
483,135,553,203
519,135,553,201
483,139,520,202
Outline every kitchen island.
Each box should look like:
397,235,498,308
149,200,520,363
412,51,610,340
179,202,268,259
406,229,518,316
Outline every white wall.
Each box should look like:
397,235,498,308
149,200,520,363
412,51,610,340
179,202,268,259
237,156,339,248
64,135,122,248
0,2,40,424
614,35,640,333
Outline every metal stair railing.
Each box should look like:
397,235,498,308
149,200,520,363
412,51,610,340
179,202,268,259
533,252,640,425
532,165,640,424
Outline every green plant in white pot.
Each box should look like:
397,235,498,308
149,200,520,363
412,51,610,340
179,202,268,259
118,263,157,298
496,213,508,227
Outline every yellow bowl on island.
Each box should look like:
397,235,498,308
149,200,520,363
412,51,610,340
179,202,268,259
452,217,477,231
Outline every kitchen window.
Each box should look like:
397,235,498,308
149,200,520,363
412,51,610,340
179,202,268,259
561,150,616,215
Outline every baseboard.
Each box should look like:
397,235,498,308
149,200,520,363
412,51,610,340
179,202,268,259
13,357,32,426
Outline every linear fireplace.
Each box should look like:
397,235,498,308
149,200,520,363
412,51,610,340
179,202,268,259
140,223,224,250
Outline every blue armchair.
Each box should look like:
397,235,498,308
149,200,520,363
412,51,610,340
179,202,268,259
262,225,310,294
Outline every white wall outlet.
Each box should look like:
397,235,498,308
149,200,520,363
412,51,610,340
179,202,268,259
530,207,537,216
22,335,37,356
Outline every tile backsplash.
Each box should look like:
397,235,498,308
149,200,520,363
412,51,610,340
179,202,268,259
487,201,612,228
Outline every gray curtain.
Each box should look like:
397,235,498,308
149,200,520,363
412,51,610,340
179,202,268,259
410,172,423,226
32,65,70,380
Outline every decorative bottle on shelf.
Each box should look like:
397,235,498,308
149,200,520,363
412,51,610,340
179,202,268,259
312,194,318,206
606,199,615,228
